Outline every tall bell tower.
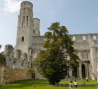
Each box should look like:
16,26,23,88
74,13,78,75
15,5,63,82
15,1,34,54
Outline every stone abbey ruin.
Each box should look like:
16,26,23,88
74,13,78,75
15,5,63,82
0,1,98,84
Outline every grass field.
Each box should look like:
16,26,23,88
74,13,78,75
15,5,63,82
0,79,98,89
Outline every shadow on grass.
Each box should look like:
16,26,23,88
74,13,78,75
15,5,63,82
0,79,49,89
0,79,98,89
79,84,98,88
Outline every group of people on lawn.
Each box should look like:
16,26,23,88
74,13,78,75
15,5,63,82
69,80,77,89
69,78,88,89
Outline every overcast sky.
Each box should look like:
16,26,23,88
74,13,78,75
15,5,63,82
0,0,98,52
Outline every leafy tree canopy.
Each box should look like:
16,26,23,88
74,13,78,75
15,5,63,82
33,22,79,84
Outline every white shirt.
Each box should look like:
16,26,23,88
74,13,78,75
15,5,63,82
74,81,77,85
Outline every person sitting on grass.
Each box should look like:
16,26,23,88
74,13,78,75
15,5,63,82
83,81,85,85
69,81,73,89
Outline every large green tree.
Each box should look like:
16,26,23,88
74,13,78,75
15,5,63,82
33,22,79,85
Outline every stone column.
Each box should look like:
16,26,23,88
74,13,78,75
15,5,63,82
97,60,98,82
77,68,79,78
90,46,96,80
79,62,82,79
69,67,72,78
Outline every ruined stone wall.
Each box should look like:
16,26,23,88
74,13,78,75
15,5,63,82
31,33,98,80
0,47,32,85
0,67,32,84
4,45,32,69
31,33,98,64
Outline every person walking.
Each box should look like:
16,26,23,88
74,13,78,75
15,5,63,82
86,77,88,82
74,80,77,89
69,81,73,89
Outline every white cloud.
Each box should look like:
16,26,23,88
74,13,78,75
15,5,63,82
4,0,22,13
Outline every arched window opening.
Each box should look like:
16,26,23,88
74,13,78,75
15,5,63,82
32,73,35,78
33,30,35,33
21,63,23,66
22,37,24,42
22,22,23,26
83,36,86,40
93,35,96,40
27,16,28,21
23,16,25,21
24,8,25,13
82,54,84,58
73,36,76,41
31,64,32,68
28,4,30,7
13,61,16,64
24,3,26,6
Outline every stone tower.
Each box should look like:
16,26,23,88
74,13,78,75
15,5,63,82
33,18,40,36
15,1,40,54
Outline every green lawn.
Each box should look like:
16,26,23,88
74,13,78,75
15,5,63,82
0,79,98,89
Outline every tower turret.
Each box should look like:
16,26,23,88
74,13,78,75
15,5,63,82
33,18,40,36
15,1,34,54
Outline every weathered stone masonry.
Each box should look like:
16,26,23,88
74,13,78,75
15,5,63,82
0,52,32,84
14,1,98,81
1,1,98,83
15,1,98,81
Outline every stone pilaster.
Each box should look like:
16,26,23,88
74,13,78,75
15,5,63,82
77,68,79,78
69,67,72,78
97,60,98,82
79,62,82,79
90,46,96,80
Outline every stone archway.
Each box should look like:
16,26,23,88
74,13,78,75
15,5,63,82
32,73,35,78
72,66,77,78
82,64,85,78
